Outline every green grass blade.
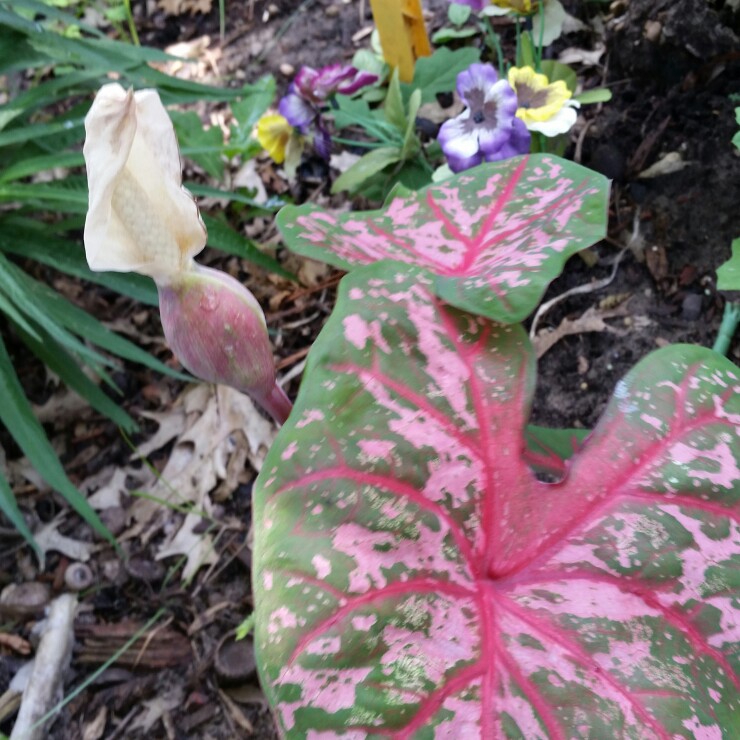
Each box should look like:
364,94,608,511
0,287,42,340
14,321,138,433
0,472,38,557
0,182,88,212
0,118,85,148
187,182,286,213
0,255,114,369
1,258,190,381
203,215,295,280
0,217,159,306
0,333,114,547
0,151,85,182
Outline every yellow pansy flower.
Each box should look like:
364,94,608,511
256,113,293,164
492,0,536,13
507,66,578,136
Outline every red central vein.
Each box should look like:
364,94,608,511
475,179,592,262
424,189,474,249
286,576,476,665
475,158,530,241
275,466,477,571
492,630,565,739
434,307,498,571
478,585,497,739
498,597,670,740
500,397,740,579
329,360,482,457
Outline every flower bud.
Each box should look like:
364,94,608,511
158,265,291,424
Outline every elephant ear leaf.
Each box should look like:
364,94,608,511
254,263,740,738
277,154,609,323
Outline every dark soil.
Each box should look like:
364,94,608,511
1,0,739,738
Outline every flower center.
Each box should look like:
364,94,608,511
472,110,485,124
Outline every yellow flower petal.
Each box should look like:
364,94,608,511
257,113,293,164
508,66,572,125
492,0,535,14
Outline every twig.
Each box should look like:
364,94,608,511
529,248,627,339
11,594,77,740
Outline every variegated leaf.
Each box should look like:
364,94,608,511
254,265,739,738
276,154,609,323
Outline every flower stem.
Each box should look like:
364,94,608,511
712,301,740,357
254,382,293,425
482,16,506,77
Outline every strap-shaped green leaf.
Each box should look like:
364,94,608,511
14,321,137,433
0,472,37,557
0,334,113,547
202,215,295,280
0,216,158,306
1,258,189,381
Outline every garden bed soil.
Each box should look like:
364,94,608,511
1,0,739,738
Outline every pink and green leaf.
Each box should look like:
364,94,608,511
276,154,609,323
253,264,740,738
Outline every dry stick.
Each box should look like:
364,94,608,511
529,248,628,340
11,594,77,740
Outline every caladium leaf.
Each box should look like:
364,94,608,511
254,265,740,738
277,154,609,323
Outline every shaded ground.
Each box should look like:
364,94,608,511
1,0,739,737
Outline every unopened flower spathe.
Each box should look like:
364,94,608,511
83,83,206,281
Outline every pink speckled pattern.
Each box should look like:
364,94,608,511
276,154,609,323
253,266,739,737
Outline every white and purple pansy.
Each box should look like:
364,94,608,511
438,63,531,173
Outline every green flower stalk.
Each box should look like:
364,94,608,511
83,83,291,424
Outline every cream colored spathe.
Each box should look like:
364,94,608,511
83,83,206,282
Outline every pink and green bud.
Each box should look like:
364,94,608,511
157,265,291,424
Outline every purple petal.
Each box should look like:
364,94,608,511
457,63,499,105
487,119,531,161
438,112,480,161
278,92,315,132
335,70,378,96
450,0,487,9
484,79,518,118
313,65,355,99
446,149,484,173
313,120,333,160
477,80,518,156
293,67,320,99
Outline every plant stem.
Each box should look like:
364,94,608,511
255,381,293,425
123,0,140,46
482,16,506,77
535,0,545,72
712,301,740,356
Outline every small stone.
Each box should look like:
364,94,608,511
0,582,50,617
279,63,295,78
64,563,94,591
267,3,279,12
215,634,257,685
644,20,662,43
580,382,589,391
681,293,703,321
325,5,340,17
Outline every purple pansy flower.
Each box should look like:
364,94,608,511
278,64,377,160
449,0,487,9
438,63,531,173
